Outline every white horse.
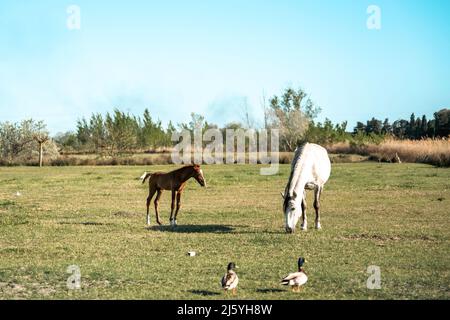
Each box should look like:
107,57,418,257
282,143,331,233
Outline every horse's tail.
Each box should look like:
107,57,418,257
140,172,152,184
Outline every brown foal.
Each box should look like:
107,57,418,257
141,165,206,226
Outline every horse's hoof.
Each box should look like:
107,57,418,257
301,225,307,231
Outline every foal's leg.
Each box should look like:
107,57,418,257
314,186,322,230
169,190,176,227
146,185,157,226
173,191,182,226
154,189,163,225
301,191,307,230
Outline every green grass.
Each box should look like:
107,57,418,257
0,163,449,299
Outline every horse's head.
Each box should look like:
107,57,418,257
192,164,206,187
282,191,301,233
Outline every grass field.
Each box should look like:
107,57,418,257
0,163,449,299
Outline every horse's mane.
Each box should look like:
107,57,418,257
171,165,196,174
286,143,308,197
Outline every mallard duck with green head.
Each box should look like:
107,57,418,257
281,257,308,292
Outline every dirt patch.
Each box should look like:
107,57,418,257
113,211,139,217
338,234,403,247
329,154,369,163
0,282,26,295
339,234,402,241
37,286,57,296
337,233,438,246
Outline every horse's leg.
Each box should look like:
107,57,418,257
301,191,307,230
173,191,182,226
169,189,176,227
146,185,157,226
154,189,163,225
314,186,322,230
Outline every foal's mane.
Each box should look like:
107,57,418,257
171,164,197,174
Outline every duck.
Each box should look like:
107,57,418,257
221,262,239,295
281,257,308,292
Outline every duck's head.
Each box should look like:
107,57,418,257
227,262,238,271
298,257,306,269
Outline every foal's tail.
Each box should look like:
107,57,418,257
140,172,152,184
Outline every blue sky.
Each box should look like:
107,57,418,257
1,0,449,134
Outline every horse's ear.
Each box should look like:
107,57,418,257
280,192,285,199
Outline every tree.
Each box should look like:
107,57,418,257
415,118,422,139
34,134,49,167
382,118,392,135
268,87,320,151
54,131,78,151
392,120,409,139
0,121,34,162
188,113,206,132
427,118,436,137
421,115,428,138
354,122,366,134
408,113,416,138
434,109,450,137
165,121,177,147
140,108,158,149
90,113,106,153
366,118,382,135
0,119,57,165
76,117,91,147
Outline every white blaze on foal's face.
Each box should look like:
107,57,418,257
283,194,301,233
193,166,206,187
199,169,206,187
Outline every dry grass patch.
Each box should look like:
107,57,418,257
327,138,450,166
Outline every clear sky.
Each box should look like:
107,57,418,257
1,0,449,134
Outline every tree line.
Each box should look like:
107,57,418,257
1,87,449,165
59,109,177,154
53,94,450,154
354,110,450,139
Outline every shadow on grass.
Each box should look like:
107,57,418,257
235,229,287,235
58,221,111,226
256,288,285,294
188,290,221,296
148,224,234,233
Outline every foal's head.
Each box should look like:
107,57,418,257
192,164,206,187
